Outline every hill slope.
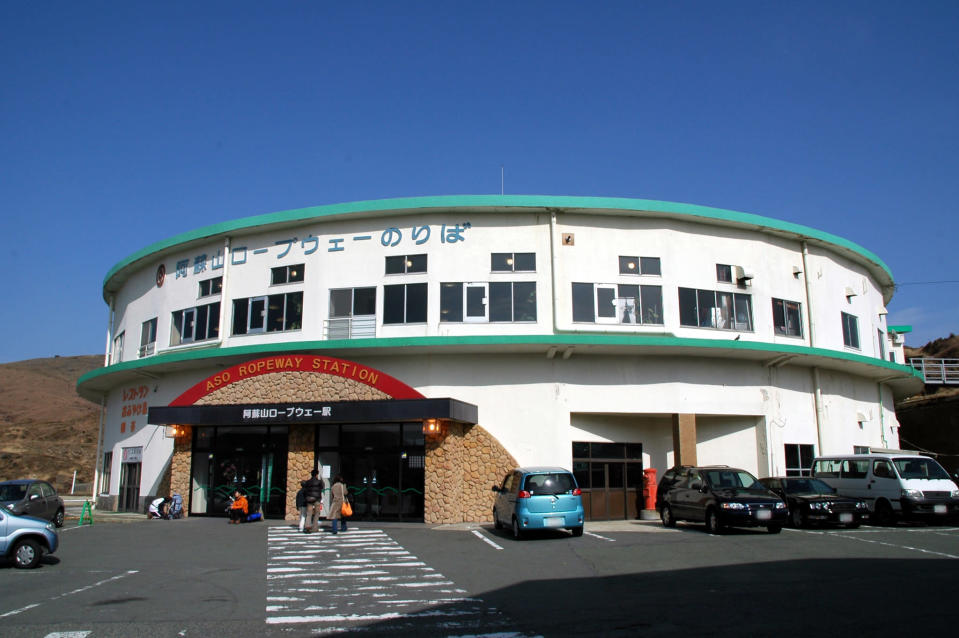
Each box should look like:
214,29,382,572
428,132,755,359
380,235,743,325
0,355,103,490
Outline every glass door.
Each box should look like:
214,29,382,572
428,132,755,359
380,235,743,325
118,462,141,512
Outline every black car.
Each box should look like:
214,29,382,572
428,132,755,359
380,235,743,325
661,466,787,534
655,465,692,514
0,479,66,528
759,477,868,528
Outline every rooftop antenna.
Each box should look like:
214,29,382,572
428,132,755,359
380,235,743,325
500,165,504,195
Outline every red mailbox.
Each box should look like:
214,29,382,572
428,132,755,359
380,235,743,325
643,467,658,511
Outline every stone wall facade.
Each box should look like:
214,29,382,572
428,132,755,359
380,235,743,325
285,425,315,521
425,423,518,523
194,371,390,405
169,426,192,516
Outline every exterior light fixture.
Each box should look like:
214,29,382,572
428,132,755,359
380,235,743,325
627,261,636,270
423,419,440,434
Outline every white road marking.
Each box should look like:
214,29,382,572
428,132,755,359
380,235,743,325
471,529,504,550
584,531,615,542
0,570,138,618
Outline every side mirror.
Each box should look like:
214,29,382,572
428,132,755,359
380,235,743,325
30,494,40,501
690,481,702,491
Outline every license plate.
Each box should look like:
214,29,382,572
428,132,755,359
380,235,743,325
934,504,947,514
839,513,853,523
544,517,564,528
754,510,772,520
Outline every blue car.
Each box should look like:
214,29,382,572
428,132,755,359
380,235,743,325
0,507,59,569
492,467,585,539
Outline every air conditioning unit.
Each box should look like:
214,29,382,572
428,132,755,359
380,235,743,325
892,333,905,346
733,266,754,283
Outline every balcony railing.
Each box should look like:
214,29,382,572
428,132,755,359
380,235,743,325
324,315,376,340
909,358,959,384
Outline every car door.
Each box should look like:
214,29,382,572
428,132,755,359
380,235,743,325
870,460,899,508
670,470,699,520
24,482,46,519
40,482,57,521
494,472,518,524
686,470,710,521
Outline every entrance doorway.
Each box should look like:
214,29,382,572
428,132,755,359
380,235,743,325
572,442,644,520
318,423,425,521
118,462,141,512
189,425,289,518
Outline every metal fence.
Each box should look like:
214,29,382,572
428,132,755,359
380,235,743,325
909,358,959,384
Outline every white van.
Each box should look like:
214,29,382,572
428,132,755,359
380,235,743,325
811,451,959,524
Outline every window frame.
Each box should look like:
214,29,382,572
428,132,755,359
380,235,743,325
784,443,815,477
383,282,428,324
385,254,427,275
841,311,860,349
270,264,305,286
772,298,803,338
678,287,753,331
198,276,223,298
139,318,158,357
618,255,662,276
232,292,301,335
491,252,536,273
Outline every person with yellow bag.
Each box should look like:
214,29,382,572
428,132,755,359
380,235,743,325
329,474,351,534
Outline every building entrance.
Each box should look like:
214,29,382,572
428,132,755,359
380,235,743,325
189,425,289,518
572,442,644,521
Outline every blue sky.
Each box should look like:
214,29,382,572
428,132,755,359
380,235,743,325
2,2,957,363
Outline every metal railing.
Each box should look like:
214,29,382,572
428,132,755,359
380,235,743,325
909,358,959,384
324,315,376,340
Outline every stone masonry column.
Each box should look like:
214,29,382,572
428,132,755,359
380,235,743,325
672,413,698,467
170,426,192,517
285,424,315,521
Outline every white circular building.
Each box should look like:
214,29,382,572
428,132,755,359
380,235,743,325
77,195,922,522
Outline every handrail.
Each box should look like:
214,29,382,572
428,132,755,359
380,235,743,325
909,358,959,384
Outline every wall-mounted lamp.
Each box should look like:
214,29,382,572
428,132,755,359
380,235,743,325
164,425,185,438
423,419,441,434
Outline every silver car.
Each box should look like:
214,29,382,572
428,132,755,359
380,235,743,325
0,479,66,527
0,507,59,568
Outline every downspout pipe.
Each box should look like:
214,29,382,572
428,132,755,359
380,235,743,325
91,395,107,504
802,241,826,455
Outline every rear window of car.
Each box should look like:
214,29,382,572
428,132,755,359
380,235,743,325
523,473,577,495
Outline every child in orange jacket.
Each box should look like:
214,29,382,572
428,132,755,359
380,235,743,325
229,490,248,524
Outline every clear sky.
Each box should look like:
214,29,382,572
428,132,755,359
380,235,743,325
2,2,957,363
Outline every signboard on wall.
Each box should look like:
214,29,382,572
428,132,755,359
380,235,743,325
121,446,142,463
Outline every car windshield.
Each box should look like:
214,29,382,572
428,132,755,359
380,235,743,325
703,470,764,490
783,478,836,495
0,484,28,501
524,473,576,495
893,458,950,480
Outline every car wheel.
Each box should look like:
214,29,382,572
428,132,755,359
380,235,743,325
511,517,524,540
704,508,722,535
493,509,502,530
571,526,584,537
873,500,895,526
767,524,782,534
54,508,65,528
789,507,805,528
661,505,676,528
13,538,42,569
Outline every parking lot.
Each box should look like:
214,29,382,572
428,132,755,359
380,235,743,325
2,517,958,637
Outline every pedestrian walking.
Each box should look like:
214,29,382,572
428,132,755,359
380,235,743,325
300,469,324,533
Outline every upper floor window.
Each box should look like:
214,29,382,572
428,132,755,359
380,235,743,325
111,331,124,364
384,283,427,324
327,287,376,339
618,256,661,276
678,288,753,331
772,299,803,337
171,302,220,345
441,282,537,322
571,283,664,325
841,312,860,349
198,276,223,298
139,318,157,357
271,264,304,285
386,254,427,274
877,329,886,360
232,292,302,335
785,443,814,477
491,253,536,272
716,264,733,283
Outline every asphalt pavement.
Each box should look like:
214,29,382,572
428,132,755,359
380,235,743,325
2,516,958,637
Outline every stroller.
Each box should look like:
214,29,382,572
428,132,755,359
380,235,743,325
168,493,184,519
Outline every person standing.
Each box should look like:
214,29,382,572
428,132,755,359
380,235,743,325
329,474,349,534
301,469,324,533
295,487,307,532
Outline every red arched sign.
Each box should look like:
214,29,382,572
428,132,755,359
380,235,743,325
170,355,424,406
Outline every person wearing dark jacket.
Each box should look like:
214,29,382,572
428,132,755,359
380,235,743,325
295,487,307,532
300,469,324,533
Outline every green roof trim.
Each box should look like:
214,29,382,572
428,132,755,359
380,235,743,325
77,333,922,391
888,325,913,333
101,195,894,296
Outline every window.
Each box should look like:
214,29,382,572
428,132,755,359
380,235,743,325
384,283,427,324
571,283,664,325
232,293,302,335
171,302,220,345
271,264,305,285
772,299,803,337
784,443,814,477
441,282,536,322
328,288,376,338
139,318,157,357
385,254,427,274
678,288,753,330
877,329,886,359
873,460,895,479
716,264,733,282
111,331,124,364
841,312,860,349
618,256,662,276
491,252,535,272
198,276,223,297
100,452,112,494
